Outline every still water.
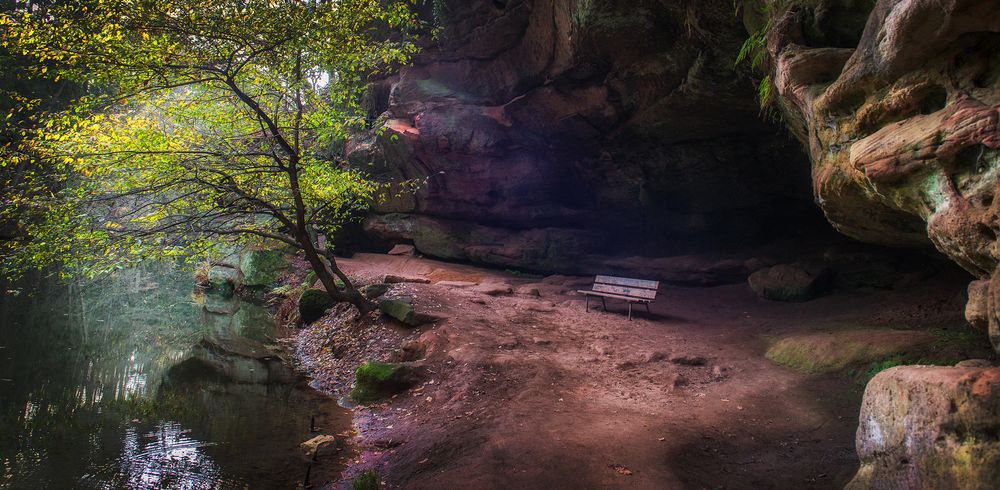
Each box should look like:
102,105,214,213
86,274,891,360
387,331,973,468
0,265,346,489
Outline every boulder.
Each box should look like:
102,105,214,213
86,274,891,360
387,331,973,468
350,362,417,403
166,335,295,385
748,263,830,302
848,366,1000,489
299,289,334,324
207,265,240,297
239,249,287,287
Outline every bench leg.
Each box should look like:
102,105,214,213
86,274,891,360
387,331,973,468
601,297,607,311
585,295,589,312
645,302,651,314
628,303,632,321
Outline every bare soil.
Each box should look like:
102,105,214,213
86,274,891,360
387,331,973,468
296,253,977,489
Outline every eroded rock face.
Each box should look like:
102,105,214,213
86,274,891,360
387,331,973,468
759,0,1000,348
351,0,822,282
849,365,1000,489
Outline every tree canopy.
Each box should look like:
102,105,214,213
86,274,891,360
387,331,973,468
1,0,422,310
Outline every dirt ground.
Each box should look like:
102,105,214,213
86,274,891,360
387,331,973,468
296,253,976,489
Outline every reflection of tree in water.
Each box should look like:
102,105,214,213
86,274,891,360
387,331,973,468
0,263,293,488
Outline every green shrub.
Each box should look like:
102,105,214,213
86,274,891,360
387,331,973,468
299,288,333,324
352,470,381,490
350,362,415,403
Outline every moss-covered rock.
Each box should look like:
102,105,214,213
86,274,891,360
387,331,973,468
748,263,830,302
299,289,334,324
848,366,1000,489
378,298,436,326
361,283,390,299
239,249,287,287
349,362,415,403
207,266,240,297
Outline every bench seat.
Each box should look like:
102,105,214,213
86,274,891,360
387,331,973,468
578,275,659,320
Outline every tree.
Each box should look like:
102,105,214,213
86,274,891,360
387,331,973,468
1,0,421,313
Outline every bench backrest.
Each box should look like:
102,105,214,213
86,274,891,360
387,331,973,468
591,275,659,300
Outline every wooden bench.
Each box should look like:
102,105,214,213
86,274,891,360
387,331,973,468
577,275,659,320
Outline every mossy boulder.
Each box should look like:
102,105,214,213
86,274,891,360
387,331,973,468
299,289,334,324
361,283,390,299
207,266,240,297
239,249,287,287
350,362,416,403
848,366,1000,489
378,298,436,326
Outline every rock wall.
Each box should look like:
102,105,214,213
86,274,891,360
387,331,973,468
350,0,827,283
757,0,1000,350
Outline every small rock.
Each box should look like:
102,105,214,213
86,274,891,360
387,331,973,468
533,337,552,346
473,283,514,296
498,338,519,349
645,351,669,363
387,244,416,256
437,280,478,288
469,298,487,305
542,275,571,285
670,354,707,366
515,285,541,297
665,373,687,391
615,360,638,370
300,435,338,461
384,274,431,284
955,359,993,368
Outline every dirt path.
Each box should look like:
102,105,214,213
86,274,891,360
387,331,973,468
300,253,971,489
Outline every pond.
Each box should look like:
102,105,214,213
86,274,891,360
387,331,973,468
0,265,349,489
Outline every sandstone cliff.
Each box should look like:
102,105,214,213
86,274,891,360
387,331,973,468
349,0,823,284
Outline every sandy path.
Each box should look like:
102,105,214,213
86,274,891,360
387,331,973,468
303,253,970,489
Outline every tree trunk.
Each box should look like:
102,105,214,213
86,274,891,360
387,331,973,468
297,232,375,315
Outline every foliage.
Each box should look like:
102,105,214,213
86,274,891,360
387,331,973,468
0,0,422,312
734,13,775,113
352,470,381,490
350,361,414,403
299,288,333,324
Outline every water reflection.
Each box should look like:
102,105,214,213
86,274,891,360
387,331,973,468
0,264,344,489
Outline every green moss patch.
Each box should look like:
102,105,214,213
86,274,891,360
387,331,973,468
766,326,993,378
350,362,415,403
765,329,936,373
